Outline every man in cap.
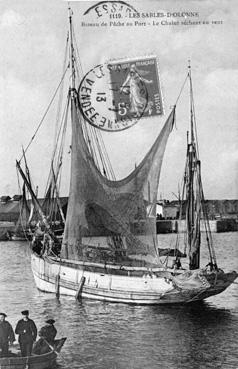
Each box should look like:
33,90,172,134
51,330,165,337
15,310,37,357
0,313,15,356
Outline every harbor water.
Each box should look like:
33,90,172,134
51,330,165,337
0,233,238,369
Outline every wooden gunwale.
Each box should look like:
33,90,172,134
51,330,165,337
0,351,56,369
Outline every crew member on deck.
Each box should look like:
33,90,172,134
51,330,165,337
15,310,37,357
172,257,182,270
0,313,15,357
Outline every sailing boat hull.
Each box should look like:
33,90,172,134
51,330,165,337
31,252,237,305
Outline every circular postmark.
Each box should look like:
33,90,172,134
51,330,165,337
78,61,151,132
83,1,139,20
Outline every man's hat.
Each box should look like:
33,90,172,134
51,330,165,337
45,319,55,324
0,312,7,317
21,310,29,316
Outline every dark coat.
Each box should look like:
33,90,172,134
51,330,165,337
15,319,37,343
39,325,57,344
33,338,51,355
0,321,15,344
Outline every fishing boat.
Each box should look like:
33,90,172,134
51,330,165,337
16,11,237,304
0,337,66,369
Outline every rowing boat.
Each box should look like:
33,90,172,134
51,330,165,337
0,337,66,369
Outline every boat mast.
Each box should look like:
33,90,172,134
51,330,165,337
68,6,75,91
187,61,200,270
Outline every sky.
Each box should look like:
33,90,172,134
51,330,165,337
0,0,237,200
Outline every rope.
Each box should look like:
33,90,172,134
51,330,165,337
185,288,209,303
198,171,217,265
171,140,216,268
98,130,116,180
53,33,69,148
189,74,200,158
43,93,70,223
19,65,69,162
72,23,116,180
174,73,189,106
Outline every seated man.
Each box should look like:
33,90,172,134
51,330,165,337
33,319,57,355
39,319,57,345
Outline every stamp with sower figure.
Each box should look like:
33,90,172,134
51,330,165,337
78,57,164,132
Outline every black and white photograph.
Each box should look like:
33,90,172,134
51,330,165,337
0,1,237,368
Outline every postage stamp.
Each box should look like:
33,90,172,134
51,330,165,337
108,57,164,123
78,56,164,132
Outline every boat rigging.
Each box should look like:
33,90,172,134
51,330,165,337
16,9,237,305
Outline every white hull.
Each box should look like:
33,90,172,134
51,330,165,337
31,252,237,305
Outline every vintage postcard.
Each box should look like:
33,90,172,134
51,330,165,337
0,1,237,369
